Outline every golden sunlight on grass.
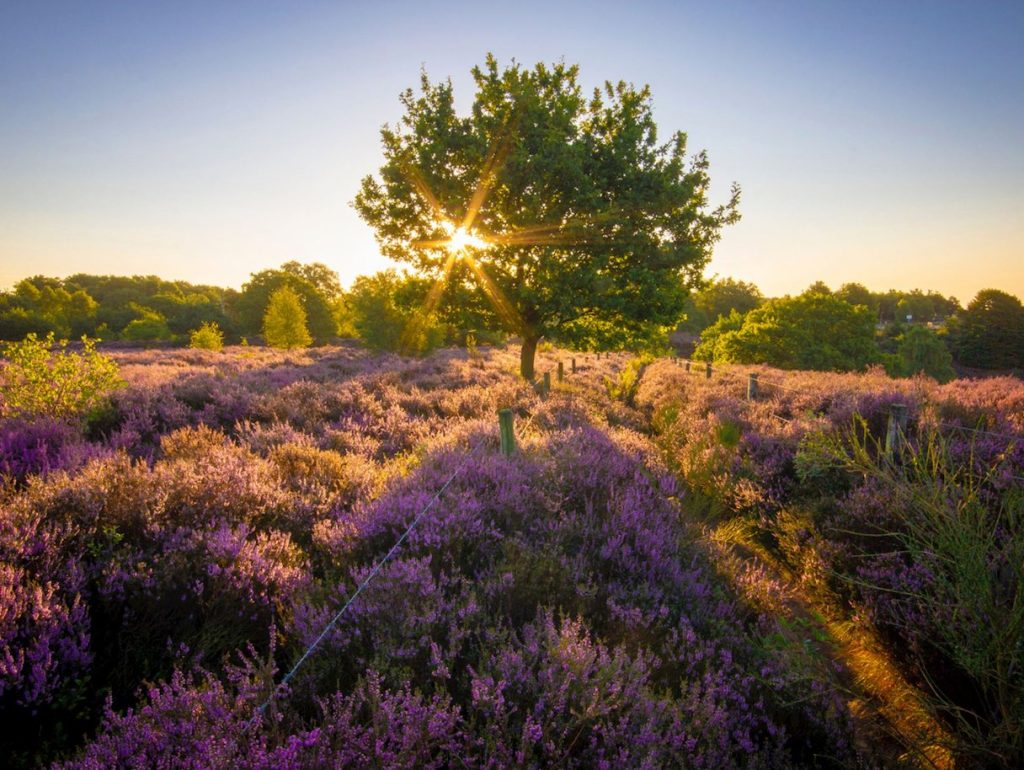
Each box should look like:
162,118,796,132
708,518,957,769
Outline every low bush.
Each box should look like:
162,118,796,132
0,333,122,423
188,321,224,351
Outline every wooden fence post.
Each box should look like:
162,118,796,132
705,362,712,379
499,409,515,456
685,360,691,373
543,371,551,394
747,373,759,400
571,357,577,374
557,361,564,382
885,404,908,459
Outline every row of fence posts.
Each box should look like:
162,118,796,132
498,353,591,456
500,354,910,461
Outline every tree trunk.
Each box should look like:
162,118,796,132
520,336,538,381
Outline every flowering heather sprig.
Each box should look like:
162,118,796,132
0,418,107,483
0,345,886,767
0,505,91,706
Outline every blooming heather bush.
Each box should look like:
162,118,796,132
57,659,468,770
269,443,380,515
54,661,269,770
635,357,1024,766
0,418,106,484
0,346,875,767
0,499,91,729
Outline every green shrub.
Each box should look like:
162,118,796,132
0,333,122,422
189,322,224,351
121,305,173,342
694,292,879,371
605,354,654,405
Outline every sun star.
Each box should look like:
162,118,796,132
440,221,488,253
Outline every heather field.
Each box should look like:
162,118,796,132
2,345,1022,768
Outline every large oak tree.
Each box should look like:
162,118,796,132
355,56,739,379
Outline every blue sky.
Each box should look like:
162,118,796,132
1,1,1021,301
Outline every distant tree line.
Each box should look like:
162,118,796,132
0,261,505,354
678,278,963,335
3,264,1020,379
685,278,1024,381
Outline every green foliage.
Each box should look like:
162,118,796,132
715,419,742,448
355,54,740,378
331,295,358,339
793,428,850,496
188,322,225,351
605,353,655,404
121,304,173,341
893,325,955,382
0,278,98,340
877,288,960,324
680,277,763,333
262,286,312,349
0,305,62,341
348,271,446,355
149,291,233,339
834,282,877,313
0,333,122,422
804,280,832,295
236,263,340,343
827,425,1024,764
43,274,236,339
693,291,879,371
691,309,745,362
951,288,1024,369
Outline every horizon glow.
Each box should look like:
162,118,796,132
1,1,1021,302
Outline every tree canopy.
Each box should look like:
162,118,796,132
355,55,740,378
693,290,879,371
0,274,235,342
951,289,1024,369
680,277,763,333
236,263,340,344
894,325,955,382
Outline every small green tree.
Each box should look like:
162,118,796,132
262,286,312,349
188,321,224,351
236,263,340,343
0,333,122,422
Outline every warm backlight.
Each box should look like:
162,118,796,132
440,221,488,252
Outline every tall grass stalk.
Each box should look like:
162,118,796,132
828,421,1023,767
